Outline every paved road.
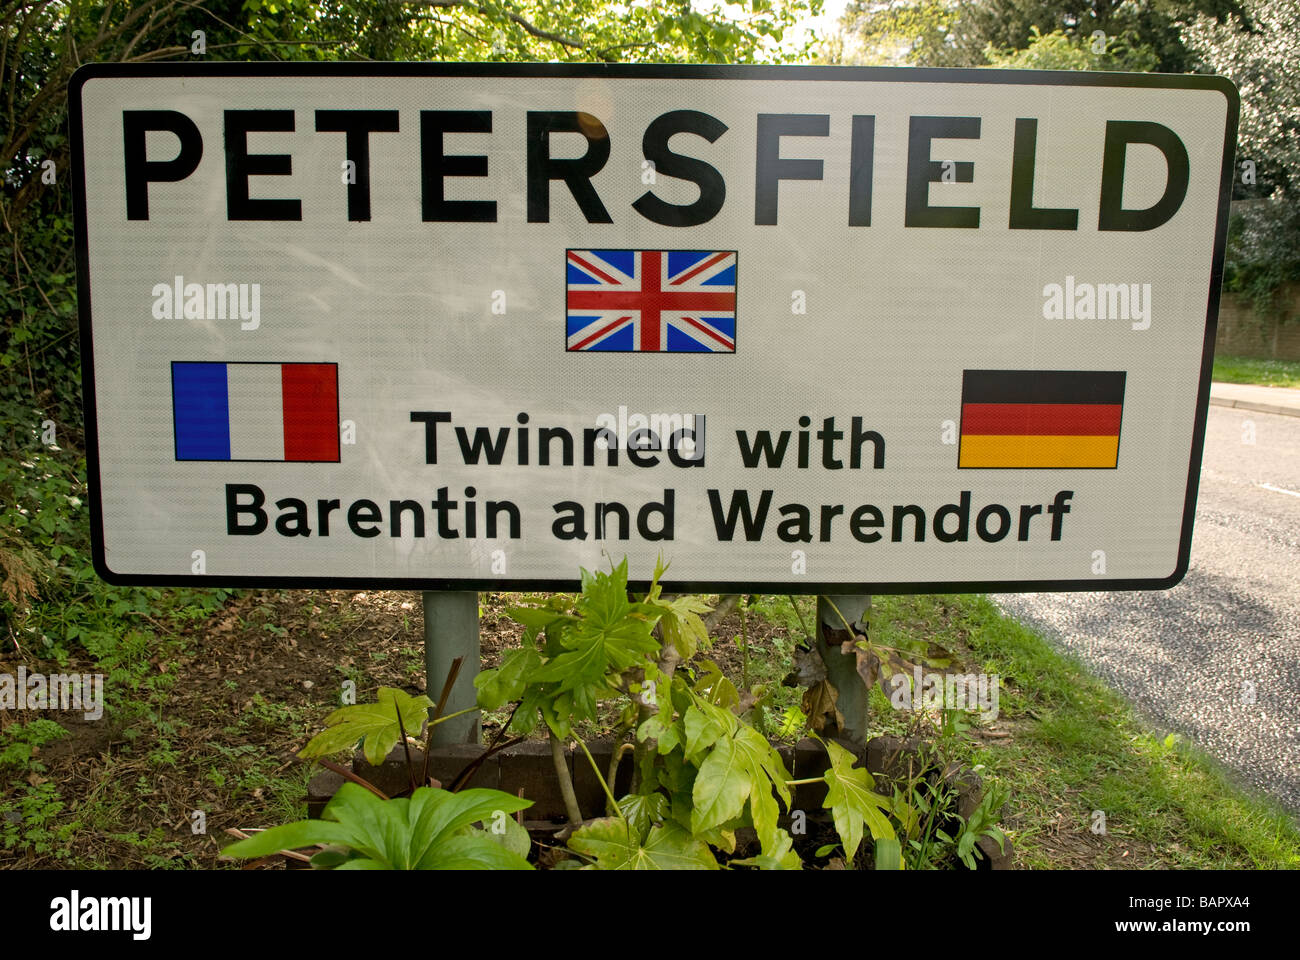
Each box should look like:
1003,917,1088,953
996,404,1300,813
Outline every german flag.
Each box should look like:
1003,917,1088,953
959,370,1125,469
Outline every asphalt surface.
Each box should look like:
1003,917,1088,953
995,404,1300,814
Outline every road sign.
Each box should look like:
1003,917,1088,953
70,63,1238,593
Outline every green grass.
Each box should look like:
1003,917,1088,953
864,594,1300,869
1212,354,1300,388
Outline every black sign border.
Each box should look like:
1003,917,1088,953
69,62,1239,595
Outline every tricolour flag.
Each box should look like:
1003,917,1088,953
566,249,737,352
959,370,1125,469
171,361,339,462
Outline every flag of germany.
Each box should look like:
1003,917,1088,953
959,370,1126,469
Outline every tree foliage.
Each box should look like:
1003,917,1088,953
1186,0,1300,323
836,0,1246,70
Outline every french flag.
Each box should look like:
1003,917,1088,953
171,361,339,462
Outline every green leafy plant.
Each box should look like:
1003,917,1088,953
816,735,898,866
223,782,533,870
902,774,959,870
299,686,434,765
954,781,1009,870
0,718,68,769
567,817,718,870
480,559,920,871
225,669,536,869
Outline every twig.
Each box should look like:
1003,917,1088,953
317,758,389,800
422,654,463,788
394,706,416,795
449,701,521,792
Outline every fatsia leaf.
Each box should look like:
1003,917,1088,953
475,646,542,710
802,679,844,735
644,582,713,660
818,737,896,864
729,827,803,870
692,823,739,854
683,701,734,764
506,606,573,633
690,736,752,837
733,723,793,812
852,646,882,693
526,632,608,694
660,747,698,829
616,792,669,838
684,695,793,857
568,818,719,870
636,712,669,744
787,645,827,686
693,659,739,709
298,687,433,765
527,563,658,698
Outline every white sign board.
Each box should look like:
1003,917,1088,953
71,64,1238,593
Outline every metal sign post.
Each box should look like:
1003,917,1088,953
422,591,480,746
816,595,871,746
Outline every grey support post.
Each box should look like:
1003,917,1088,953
422,591,481,747
814,595,872,748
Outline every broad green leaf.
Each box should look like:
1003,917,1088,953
875,836,904,870
693,823,739,854
819,737,896,864
643,575,712,660
636,711,683,755
477,815,532,859
690,736,752,836
694,659,740,709
407,787,532,866
319,783,417,867
683,701,733,764
730,827,803,870
429,833,532,870
506,606,572,633
309,845,353,868
222,784,532,870
636,712,669,743
616,792,669,838
569,818,718,870
733,724,793,810
298,687,432,765
661,747,698,829
222,819,354,860
475,646,542,710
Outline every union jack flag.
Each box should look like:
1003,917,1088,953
566,249,737,352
